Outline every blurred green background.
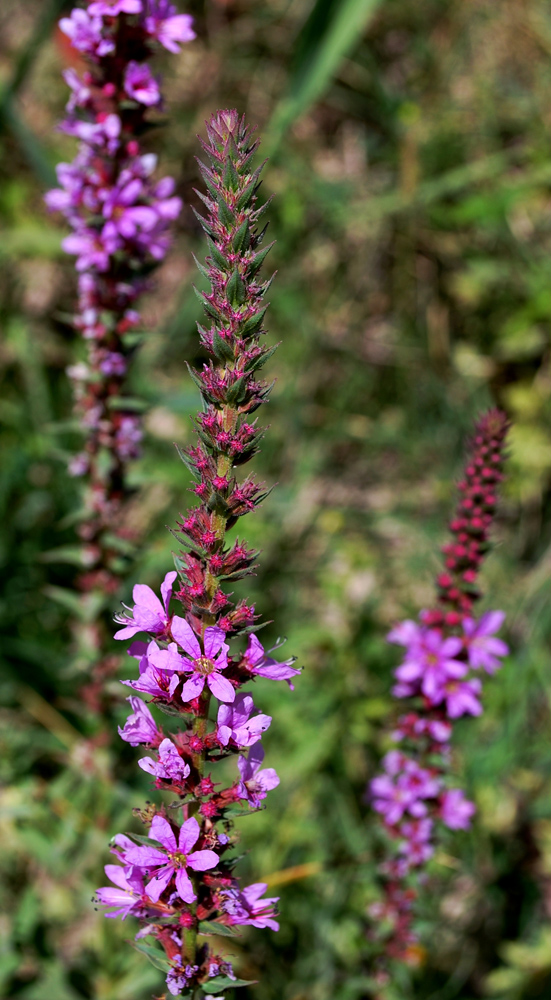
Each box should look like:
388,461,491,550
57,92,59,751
2,0,551,998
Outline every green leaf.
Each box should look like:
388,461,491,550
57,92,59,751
226,268,247,307
223,155,240,192
205,977,257,992
232,219,251,253
244,343,279,373
217,195,234,229
132,941,171,973
207,237,231,272
247,242,274,278
212,329,235,363
198,920,238,938
267,0,383,151
239,307,267,339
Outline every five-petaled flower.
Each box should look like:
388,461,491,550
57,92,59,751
125,815,218,903
171,617,234,703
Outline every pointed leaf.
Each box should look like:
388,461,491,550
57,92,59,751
226,268,246,307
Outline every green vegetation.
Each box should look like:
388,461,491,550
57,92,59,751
2,1,551,997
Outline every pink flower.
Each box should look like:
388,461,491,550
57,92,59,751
124,61,161,105
144,8,195,52
440,788,476,830
217,693,271,747
171,616,234,703
243,634,300,687
124,815,218,903
96,864,148,919
441,677,482,719
463,611,508,674
237,744,279,807
394,629,466,703
221,882,279,931
114,571,176,639
138,738,190,782
118,695,160,746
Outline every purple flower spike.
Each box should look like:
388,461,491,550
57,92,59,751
171,616,234,703
138,738,190,782
125,815,218,903
114,571,176,639
440,788,476,830
243,635,301,688
217,693,272,747
237,744,280,808
463,611,508,673
118,695,160,746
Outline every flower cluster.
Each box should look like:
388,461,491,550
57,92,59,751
96,111,300,997
369,409,509,961
46,0,194,583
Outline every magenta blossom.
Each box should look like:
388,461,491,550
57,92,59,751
124,61,161,106
221,882,279,931
124,815,218,903
138,738,190,783
96,864,148,919
114,570,176,639
59,8,115,58
171,616,234,703
237,744,279,808
144,4,196,51
394,629,466,702
88,0,142,14
243,635,300,687
440,676,482,719
118,695,160,746
121,640,179,700
463,611,508,673
440,788,476,830
217,693,271,748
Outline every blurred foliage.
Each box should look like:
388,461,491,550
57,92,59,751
2,0,551,998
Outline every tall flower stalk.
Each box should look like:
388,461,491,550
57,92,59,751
45,0,194,691
95,110,299,996
369,410,509,967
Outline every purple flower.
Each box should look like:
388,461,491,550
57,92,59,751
217,693,271,747
221,882,279,931
115,415,143,460
96,864,147,919
463,611,508,674
102,179,158,240
394,629,466,702
237,744,279,807
171,616,234,703
144,6,195,52
89,0,143,14
371,755,440,826
121,640,180,700
114,570,176,639
124,815,218,903
397,819,434,866
138,738,190,782
441,677,482,719
243,635,300,687
387,619,422,646
124,61,161,106
440,788,476,830
63,68,91,111
118,695,160,746
59,8,115,58
62,227,120,272
166,966,189,996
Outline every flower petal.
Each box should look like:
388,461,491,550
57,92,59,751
207,671,235,703
187,849,219,872
178,816,200,854
132,583,164,617
145,864,174,902
161,571,177,612
181,673,205,702
175,867,196,903
203,626,228,659
171,616,201,658
150,815,177,851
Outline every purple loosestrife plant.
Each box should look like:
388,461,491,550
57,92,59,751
368,410,509,966
45,1,193,690
96,110,300,997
